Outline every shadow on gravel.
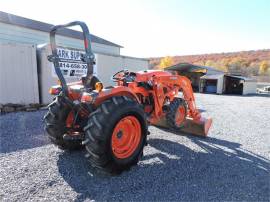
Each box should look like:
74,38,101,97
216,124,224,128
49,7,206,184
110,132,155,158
214,93,270,98
0,111,49,153
57,136,269,201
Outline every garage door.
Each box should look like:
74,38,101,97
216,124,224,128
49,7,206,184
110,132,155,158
0,43,39,104
204,79,218,93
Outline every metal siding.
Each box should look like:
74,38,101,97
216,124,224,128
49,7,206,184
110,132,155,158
216,75,224,94
0,22,120,55
96,54,149,87
37,45,80,104
243,81,257,95
0,11,122,48
0,43,39,104
122,57,149,72
199,74,224,94
95,54,123,87
38,47,148,104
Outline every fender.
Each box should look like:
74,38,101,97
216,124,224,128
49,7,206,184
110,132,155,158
94,86,140,106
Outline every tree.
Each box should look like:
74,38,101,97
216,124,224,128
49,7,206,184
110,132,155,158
218,58,230,72
194,60,206,66
227,57,243,74
259,61,269,75
205,60,215,67
159,56,173,69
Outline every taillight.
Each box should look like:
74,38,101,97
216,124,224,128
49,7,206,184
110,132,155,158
49,87,61,95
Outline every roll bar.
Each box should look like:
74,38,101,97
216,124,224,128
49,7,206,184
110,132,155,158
47,21,95,95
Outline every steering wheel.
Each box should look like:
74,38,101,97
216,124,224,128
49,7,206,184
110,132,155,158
111,69,129,82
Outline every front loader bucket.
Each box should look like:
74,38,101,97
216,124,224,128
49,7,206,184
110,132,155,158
155,117,212,137
181,117,212,137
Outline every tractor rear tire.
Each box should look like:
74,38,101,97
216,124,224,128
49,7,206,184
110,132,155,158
83,96,148,174
166,97,187,130
44,96,82,150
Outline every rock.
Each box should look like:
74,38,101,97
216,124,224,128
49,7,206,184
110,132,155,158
16,107,26,111
26,107,37,112
3,106,15,113
5,103,23,108
39,106,48,110
40,103,49,107
29,103,41,108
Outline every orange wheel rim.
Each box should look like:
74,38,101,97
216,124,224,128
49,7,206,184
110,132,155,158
175,106,185,126
111,116,141,159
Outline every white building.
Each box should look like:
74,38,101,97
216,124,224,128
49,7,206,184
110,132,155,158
0,11,149,104
200,74,257,95
0,11,122,55
200,74,224,94
224,75,257,95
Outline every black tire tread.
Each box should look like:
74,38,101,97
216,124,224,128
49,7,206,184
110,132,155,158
166,97,187,130
44,96,82,150
83,96,148,174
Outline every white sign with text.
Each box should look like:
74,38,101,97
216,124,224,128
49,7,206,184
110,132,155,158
51,47,97,78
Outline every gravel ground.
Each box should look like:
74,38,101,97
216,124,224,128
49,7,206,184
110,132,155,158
0,93,269,201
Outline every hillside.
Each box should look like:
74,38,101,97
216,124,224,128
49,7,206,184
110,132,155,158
149,49,270,77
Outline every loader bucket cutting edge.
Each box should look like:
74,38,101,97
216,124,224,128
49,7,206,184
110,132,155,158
154,116,212,137
183,117,213,137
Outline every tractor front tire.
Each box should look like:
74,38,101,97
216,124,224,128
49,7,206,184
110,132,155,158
83,96,148,174
44,96,82,150
166,97,187,131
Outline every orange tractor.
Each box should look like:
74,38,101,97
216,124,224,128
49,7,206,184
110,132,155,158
44,21,212,173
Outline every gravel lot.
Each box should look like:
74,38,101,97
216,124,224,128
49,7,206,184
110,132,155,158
0,93,269,201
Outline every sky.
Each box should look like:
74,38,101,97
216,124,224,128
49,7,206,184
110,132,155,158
1,0,269,57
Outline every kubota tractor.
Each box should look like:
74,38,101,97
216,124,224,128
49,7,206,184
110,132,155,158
44,21,212,173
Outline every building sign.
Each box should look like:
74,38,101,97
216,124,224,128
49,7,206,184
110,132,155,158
51,47,97,78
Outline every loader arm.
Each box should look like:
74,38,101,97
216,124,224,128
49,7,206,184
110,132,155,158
176,75,201,120
152,75,201,121
150,73,212,136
